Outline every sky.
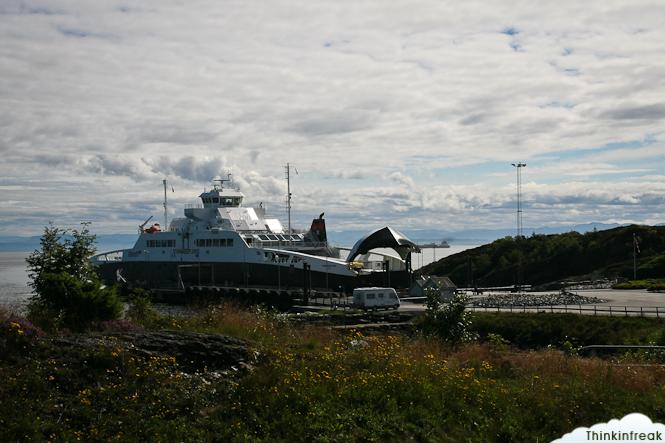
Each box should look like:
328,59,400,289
1,0,664,237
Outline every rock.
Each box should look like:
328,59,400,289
51,330,253,372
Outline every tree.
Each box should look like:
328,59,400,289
26,223,122,330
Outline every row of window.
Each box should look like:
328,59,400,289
146,239,176,248
256,234,302,242
195,238,234,247
202,197,241,206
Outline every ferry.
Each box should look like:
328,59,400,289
91,174,418,293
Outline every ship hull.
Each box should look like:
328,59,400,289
96,260,410,294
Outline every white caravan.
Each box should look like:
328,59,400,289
352,287,400,310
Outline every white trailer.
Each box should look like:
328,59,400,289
352,287,400,310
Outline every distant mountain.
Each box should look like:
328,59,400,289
420,224,665,287
1,223,628,252
0,234,137,252
328,222,624,247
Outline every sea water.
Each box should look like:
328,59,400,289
0,251,32,312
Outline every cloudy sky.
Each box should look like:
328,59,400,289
1,0,664,237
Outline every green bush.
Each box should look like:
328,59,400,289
422,292,476,344
26,224,122,331
28,272,122,331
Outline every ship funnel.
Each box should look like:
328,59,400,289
308,213,327,242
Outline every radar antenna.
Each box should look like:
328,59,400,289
212,173,233,190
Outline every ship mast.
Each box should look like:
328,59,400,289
285,163,292,234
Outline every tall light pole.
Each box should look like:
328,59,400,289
511,162,526,291
511,163,526,238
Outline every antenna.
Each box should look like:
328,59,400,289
163,179,168,229
285,163,293,234
212,173,232,190
511,162,526,237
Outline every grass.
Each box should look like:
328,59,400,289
612,279,665,290
3,303,665,442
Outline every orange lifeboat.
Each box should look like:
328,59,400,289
145,223,161,234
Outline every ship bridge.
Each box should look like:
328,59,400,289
199,175,244,208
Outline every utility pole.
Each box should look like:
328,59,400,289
633,233,640,280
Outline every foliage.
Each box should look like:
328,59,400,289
26,223,122,331
3,309,665,442
0,316,45,356
421,225,665,286
471,312,665,349
422,292,476,344
125,288,160,327
612,279,665,291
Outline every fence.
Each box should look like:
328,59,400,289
467,303,664,318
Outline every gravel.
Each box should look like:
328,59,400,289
471,291,606,307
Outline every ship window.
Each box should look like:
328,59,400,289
227,238,233,247
223,198,233,206
268,235,278,241
213,239,220,247
378,293,384,298
212,197,219,204
220,238,227,247
205,239,212,247
366,293,375,299
278,235,286,241
259,235,269,240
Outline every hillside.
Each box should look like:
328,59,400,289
420,225,665,287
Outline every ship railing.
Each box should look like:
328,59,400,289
250,240,329,249
90,249,124,263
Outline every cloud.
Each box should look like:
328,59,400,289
552,413,665,443
601,103,665,121
143,156,227,183
0,0,664,235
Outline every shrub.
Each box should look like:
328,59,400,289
28,272,122,331
26,224,122,331
0,316,45,355
422,292,477,344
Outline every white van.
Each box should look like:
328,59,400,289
352,287,400,310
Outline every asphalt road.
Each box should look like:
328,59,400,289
397,289,665,317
